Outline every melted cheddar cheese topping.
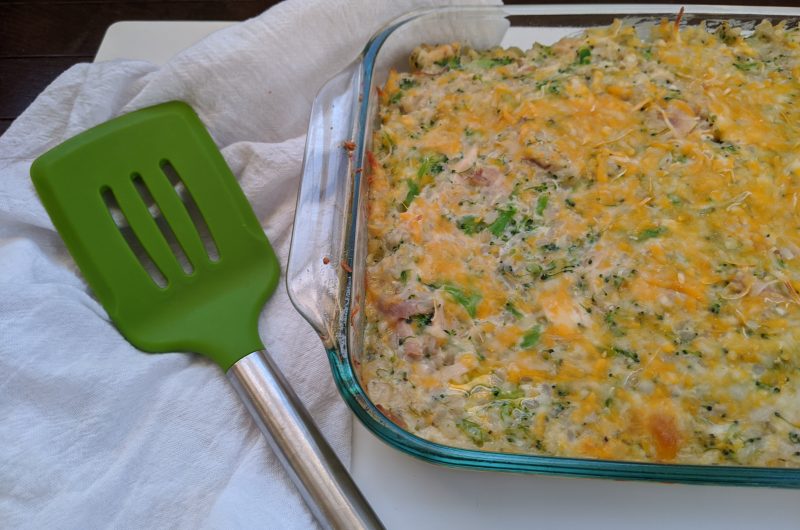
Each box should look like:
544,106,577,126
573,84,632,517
362,19,800,466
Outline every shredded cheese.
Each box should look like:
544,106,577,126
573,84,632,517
362,19,800,466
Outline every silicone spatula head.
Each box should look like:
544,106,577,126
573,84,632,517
31,101,279,370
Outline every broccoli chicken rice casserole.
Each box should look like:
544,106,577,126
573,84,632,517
362,18,800,466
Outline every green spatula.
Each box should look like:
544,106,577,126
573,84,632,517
30,101,381,530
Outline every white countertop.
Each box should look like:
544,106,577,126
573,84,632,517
96,19,800,529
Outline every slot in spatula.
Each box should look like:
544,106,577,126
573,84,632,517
30,101,381,530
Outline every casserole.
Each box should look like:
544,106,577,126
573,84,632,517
288,4,800,487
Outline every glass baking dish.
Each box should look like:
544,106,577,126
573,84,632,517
287,4,800,488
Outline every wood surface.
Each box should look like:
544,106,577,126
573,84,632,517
0,0,276,134
0,0,796,135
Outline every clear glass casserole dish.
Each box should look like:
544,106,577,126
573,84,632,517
287,4,800,488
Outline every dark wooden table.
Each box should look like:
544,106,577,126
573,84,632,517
1,0,796,136
0,0,280,135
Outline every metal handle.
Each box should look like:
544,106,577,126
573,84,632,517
227,350,384,530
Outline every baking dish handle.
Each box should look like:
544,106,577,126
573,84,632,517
288,61,362,349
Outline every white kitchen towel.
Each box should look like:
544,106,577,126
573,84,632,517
0,1,495,528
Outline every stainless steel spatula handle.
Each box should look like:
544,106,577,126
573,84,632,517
227,351,384,530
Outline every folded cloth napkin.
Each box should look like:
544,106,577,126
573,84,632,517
0,0,493,527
